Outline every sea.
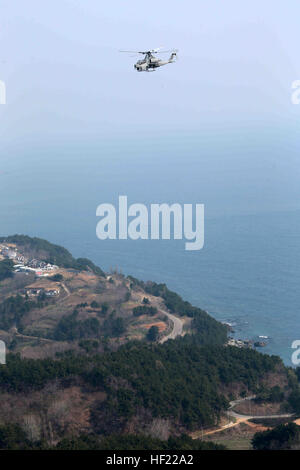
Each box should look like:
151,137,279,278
0,136,299,365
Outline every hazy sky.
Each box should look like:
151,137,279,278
1,1,300,136
0,1,300,217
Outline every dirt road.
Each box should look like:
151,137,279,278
191,396,295,439
60,282,71,297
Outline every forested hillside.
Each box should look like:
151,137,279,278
0,235,297,450
0,341,284,436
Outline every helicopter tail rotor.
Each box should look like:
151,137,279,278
169,51,178,62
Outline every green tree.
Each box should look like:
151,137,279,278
0,259,14,281
101,303,109,315
288,389,300,413
147,325,159,342
50,273,63,282
252,423,300,450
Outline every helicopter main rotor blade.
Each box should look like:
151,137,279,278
151,48,179,54
119,48,166,54
119,50,146,54
151,46,164,52
154,50,176,54
119,48,178,55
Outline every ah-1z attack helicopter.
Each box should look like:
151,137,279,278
120,47,178,72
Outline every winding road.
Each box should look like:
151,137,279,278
191,396,295,439
159,309,184,343
227,396,294,420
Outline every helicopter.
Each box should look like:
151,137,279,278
120,47,178,72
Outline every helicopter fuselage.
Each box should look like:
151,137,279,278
134,52,176,72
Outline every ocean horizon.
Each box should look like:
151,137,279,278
0,158,298,366
0,132,299,366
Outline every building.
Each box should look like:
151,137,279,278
45,288,60,297
25,288,43,297
24,287,60,298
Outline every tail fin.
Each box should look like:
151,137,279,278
169,52,177,62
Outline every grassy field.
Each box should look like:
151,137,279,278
204,422,257,450
210,436,252,450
